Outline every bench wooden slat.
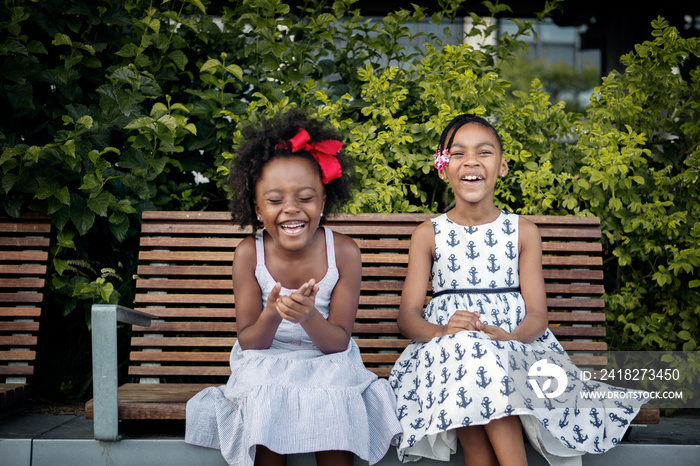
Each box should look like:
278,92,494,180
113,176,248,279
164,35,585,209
0,350,36,361
0,307,42,318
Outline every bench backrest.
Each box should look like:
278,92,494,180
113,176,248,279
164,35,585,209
128,211,607,382
128,211,606,383
0,216,51,387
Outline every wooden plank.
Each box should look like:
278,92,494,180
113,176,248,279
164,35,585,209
128,366,231,377
0,251,49,261
0,351,36,361
0,265,48,275
0,278,46,289
0,293,44,304
0,322,40,332
0,366,34,376
0,307,42,317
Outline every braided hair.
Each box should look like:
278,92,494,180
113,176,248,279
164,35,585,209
228,108,356,229
436,114,503,156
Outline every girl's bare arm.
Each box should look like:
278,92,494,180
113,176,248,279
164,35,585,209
397,221,448,342
232,236,283,350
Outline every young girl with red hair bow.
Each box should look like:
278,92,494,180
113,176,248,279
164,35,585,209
185,108,401,466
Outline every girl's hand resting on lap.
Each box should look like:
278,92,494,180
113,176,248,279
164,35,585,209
443,311,514,341
443,310,483,336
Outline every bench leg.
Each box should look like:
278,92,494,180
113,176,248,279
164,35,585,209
91,304,120,441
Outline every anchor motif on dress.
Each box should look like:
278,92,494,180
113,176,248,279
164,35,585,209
475,366,492,388
456,386,473,408
406,435,416,447
441,367,451,385
500,375,515,396
504,404,515,416
467,267,481,285
559,436,575,449
589,408,603,427
437,410,453,430
485,229,498,247
505,241,517,259
446,230,460,247
424,351,434,368
455,364,467,381
464,226,478,234
462,416,472,426
454,343,466,360
426,391,436,409
476,300,485,316
614,400,634,415
491,309,503,327
450,279,459,290
480,397,495,419
438,387,449,404
410,418,425,430
609,412,629,428
559,407,570,428
573,424,589,444
466,241,479,260
487,254,500,273
437,269,446,288
398,404,408,420
489,280,497,289
509,355,519,371
447,254,461,272
505,267,515,286
472,342,487,359
425,370,435,388
502,218,515,235
593,436,604,453
440,347,450,364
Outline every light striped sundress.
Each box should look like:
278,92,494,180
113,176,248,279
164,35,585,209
185,227,401,466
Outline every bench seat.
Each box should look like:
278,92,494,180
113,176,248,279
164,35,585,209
85,211,659,439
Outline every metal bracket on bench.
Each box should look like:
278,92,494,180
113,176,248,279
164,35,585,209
91,304,156,441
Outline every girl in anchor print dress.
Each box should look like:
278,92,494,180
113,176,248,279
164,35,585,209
389,114,646,466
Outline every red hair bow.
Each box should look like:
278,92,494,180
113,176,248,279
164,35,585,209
278,128,343,184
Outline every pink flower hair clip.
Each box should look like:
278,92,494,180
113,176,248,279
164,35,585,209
434,146,451,170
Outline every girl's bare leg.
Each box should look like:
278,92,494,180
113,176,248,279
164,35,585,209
315,450,354,466
483,416,528,466
255,445,286,466
457,425,499,466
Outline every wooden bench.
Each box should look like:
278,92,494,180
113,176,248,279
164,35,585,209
0,215,51,413
85,211,659,440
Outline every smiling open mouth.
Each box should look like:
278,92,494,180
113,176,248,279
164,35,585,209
461,175,484,182
279,221,306,234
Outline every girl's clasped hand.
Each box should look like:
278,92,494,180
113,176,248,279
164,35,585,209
268,279,319,325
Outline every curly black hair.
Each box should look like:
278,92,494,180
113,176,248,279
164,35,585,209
436,114,503,154
228,108,356,229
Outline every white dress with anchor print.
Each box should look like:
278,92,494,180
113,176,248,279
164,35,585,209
389,212,646,465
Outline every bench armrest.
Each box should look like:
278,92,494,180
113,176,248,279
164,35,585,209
91,304,157,441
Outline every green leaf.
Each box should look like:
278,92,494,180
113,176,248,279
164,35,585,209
52,33,72,46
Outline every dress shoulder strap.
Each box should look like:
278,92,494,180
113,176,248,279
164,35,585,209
255,230,265,266
324,227,336,268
